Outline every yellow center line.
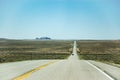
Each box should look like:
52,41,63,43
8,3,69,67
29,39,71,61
13,61,57,80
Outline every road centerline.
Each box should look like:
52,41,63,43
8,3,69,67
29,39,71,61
13,61,57,80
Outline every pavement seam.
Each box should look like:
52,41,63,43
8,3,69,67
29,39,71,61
13,61,57,80
86,61,115,80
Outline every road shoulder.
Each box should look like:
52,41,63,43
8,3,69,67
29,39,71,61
89,60,120,80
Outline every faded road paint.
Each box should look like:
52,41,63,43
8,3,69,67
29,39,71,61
13,61,56,80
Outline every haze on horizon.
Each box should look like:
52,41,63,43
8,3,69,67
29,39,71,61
0,0,120,40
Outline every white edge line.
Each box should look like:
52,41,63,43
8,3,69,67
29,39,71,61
86,61,115,80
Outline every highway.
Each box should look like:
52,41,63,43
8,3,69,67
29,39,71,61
0,41,120,80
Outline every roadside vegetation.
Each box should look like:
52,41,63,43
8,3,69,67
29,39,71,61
77,40,120,64
0,40,72,63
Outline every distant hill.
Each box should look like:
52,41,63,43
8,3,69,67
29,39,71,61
36,37,51,40
0,38,8,40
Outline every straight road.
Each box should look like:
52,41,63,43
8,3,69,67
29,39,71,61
0,41,120,80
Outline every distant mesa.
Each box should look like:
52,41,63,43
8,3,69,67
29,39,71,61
36,37,51,40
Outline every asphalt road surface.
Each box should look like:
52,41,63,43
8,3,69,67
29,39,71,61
0,41,120,80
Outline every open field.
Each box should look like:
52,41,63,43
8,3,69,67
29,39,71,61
0,40,72,63
77,40,120,64
0,41,120,80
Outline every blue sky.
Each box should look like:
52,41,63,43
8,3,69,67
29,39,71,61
0,0,120,39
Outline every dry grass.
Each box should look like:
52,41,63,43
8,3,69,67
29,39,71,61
0,40,72,62
77,40,120,64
